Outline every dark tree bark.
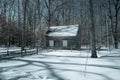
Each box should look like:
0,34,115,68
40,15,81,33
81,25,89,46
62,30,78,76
21,0,29,51
108,0,120,49
89,0,97,58
114,0,120,49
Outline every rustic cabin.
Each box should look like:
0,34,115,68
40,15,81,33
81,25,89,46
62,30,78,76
46,24,81,49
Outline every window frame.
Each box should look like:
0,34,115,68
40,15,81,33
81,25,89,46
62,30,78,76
62,40,68,47
49,40,54,47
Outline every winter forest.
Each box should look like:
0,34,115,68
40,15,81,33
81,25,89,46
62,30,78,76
0,0,120,80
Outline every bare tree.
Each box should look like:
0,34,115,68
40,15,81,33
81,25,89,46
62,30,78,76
114,0,120,48
108,0,120,49
89,0,97,58
21,0,29,51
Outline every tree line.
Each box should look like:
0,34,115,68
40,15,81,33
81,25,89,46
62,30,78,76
0,0,120,57
0,12,37,47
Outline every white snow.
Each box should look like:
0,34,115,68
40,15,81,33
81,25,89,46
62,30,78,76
48,25,79,36
0,48,120,80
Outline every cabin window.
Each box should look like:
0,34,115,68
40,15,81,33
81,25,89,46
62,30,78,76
63,40,68,47
49,40,54,47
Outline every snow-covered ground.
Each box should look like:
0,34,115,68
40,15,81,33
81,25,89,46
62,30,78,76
0,49,120,80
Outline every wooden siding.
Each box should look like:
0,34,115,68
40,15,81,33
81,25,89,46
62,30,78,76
46,36,78,49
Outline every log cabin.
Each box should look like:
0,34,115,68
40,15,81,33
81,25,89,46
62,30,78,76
46,24,81,49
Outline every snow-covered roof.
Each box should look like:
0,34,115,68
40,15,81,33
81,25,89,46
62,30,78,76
47,24,79,37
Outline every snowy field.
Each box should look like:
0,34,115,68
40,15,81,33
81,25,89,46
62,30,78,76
0,48,120,80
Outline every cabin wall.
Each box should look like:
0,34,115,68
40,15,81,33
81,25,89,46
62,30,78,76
46,36,78,49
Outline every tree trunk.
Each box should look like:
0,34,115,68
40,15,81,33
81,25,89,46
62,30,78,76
89,0,97,58
114,0,119,49
21,0,28,51
108,0,120,49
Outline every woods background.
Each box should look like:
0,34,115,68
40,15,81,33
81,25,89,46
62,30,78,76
0,0,120,49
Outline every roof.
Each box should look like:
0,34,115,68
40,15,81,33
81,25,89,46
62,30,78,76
47,24,79,37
